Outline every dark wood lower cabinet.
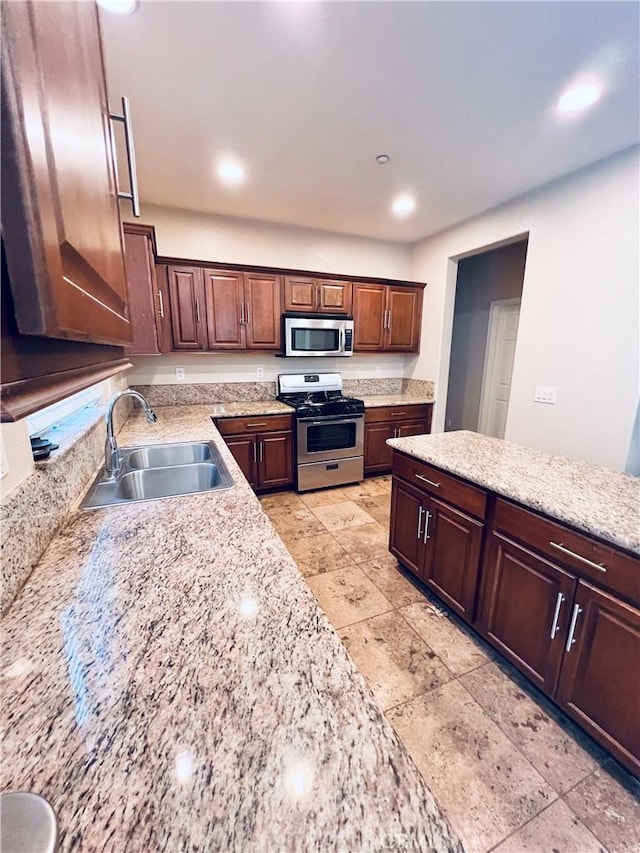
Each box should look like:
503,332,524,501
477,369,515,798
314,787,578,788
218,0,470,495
365,422,396,474
258,431,293,489
224,435,257,488
389,455,640,776
480,532,578,694
424,497,483,622
556,582,640,775
216,417,293,492
364,405,432,475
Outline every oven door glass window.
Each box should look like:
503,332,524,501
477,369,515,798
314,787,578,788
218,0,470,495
307,421,356,454
291,327,339,353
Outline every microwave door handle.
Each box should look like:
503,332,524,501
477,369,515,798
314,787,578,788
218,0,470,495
339,327,345,353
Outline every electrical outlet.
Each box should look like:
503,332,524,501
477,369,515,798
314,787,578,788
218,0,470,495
256,366,265,380
534,386,557,404
375,366,382,378
175,368,185,382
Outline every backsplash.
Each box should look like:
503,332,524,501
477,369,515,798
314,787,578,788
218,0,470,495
131,377,434,406
0,375,130,615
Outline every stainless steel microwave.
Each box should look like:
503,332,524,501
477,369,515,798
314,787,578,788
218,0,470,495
283,313,354,357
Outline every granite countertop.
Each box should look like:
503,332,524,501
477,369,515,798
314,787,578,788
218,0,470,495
210,400,293,417
1,406,461,852
388,430,640,555
361,394,435,408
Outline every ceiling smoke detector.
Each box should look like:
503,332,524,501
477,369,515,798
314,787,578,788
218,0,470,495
375,154,391,165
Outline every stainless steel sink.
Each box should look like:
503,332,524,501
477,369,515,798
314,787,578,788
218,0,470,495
81,441,234,508
127,442,213,469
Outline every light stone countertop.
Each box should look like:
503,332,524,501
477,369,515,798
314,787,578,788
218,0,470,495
1,406,461,853
388,430,640,555
361,394,435,408
209,399,293,418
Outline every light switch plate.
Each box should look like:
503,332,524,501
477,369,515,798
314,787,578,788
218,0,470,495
256,366,264,379
534,386,557,404
175,368,185,381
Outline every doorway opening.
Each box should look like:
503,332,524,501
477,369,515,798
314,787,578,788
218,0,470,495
445,238,528,438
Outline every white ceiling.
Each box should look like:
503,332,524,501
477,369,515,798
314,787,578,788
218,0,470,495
101,1,640,243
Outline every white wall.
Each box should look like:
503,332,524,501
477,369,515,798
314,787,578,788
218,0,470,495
134,204,411,280
128,352,407,385
409,147,640,472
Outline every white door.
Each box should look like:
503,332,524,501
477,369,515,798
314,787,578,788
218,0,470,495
478,298,521,438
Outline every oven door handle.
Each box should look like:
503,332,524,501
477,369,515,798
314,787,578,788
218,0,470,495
299,414,364,425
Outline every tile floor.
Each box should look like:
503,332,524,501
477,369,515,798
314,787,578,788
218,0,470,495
260,477,640,853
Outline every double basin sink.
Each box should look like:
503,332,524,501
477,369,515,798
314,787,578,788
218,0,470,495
81,441,234,509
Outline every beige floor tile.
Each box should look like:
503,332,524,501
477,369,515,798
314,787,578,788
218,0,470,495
284,532,354,577
387,680,556,853
461,661,600,795
259,491,306,512
268,507,326,541
400,600,490,676
341,479,389,499
306,564,392,629
353,494,391,528
564,762,640,853
360,560,424,608
492,799,608,853
311,500,376,531
299,487,349,507
333,522,391,564
339,611,452,710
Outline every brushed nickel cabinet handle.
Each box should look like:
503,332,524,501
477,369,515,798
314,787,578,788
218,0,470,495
156,291,164,318
252,441,257,464
415,473,440,488
550,592,565,639
387,310,392,331
195,301,200,325
391,412,406,417
549,542,606,573
565,604,583,652
240,302,245,325
247,422,267,428
259,440,264,462
245,301,250,325
417,506,424,540
109,96,140,217
423,510,431,543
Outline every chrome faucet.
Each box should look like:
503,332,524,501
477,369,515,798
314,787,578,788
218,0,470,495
104,390,157,480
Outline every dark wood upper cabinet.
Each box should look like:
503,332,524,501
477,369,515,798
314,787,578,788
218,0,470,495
123,224,168,355
203,269,245,349
284,276,352,314
353,283,422,353
244,273,282,350
1,0,131,346
167,266,206,350
353,284,387,350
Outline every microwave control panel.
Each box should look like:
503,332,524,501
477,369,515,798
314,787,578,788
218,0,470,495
344,330,353,352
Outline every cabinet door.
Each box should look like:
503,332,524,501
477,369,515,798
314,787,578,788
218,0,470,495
225,435,257,488
2,1,130,345
258,431,293,489
386,287,422,352
123,227,160,355
390,479,426,578
396,419,430,438
364,422,395,474
423,497,484,622
480,531,577,693
353,284,386,350
244,274,282,350
284,276,316,312
317,280,353,314
556,582,640,775
203,269,244,349
167,266,205,350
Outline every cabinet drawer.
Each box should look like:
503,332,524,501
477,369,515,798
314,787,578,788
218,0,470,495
216,414,292,435
365,404,432,424
392,451,486,520
493,499,639,605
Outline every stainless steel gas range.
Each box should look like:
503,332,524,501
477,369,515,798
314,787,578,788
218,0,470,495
277,373,364,491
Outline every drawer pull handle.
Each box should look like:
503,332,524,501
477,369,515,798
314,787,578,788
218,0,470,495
565,604,583,652
415,473,440,488
417,506,424,540
550,592,565,639
549,542,606,573
247,423,267,428
391,412,406,417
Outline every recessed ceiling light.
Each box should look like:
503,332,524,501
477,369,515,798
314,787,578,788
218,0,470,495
97,0,139,15
376,154,391,165
556,81,602,114
391,194,416,217
216,159,246,186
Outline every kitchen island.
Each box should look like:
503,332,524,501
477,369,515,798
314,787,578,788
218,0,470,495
1,407,461,852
